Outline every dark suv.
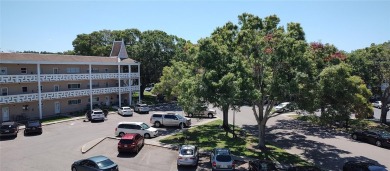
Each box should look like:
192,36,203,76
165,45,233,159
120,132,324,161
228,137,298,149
24,120,42,135
0,122,19,137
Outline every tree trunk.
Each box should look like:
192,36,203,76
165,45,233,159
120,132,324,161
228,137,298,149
380,107,388,124
222,105,229,132
258,122,266,149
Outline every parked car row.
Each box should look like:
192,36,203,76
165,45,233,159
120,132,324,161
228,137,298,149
351,130,390,148
1,120,43,138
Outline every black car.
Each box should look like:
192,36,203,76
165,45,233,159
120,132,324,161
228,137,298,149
343,161,388,171
72,155,118,171
248,160,278,171
287,166,321,171
0,121,19,137
24,120,42,135
351,130,390,148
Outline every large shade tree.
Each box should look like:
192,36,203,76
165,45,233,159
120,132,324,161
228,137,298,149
348,42,390,123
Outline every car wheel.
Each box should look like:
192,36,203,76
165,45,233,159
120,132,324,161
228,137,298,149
24,130,27,135
376,140,382,147
208,113,213,118
179,123,184,129
144,133,151,139
72,167,77,171
154,122,161,128
352,134,358,140
119,132,125,137
135,147,139,154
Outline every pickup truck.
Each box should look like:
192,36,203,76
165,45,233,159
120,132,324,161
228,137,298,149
185,106,216,118
150,113,191,129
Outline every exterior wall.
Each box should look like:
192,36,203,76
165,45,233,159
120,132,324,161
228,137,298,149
0,102,39,122
0,64,36,75
0,61,140,121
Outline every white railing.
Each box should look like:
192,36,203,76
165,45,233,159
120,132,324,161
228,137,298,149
0,73,140,83
0,86,140,104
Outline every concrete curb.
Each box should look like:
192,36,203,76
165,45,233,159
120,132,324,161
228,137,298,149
81,137,107,154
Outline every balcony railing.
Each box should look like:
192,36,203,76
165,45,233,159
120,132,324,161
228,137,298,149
0,73,140,84
0,86,140,104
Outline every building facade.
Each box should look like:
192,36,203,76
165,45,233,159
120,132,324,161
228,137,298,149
0,41,140,122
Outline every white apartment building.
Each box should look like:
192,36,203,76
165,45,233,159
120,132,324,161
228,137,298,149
0,41,140,122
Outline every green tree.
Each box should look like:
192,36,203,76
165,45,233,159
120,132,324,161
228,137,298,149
196,22,250,131
318,64,372,125
348,42,390,123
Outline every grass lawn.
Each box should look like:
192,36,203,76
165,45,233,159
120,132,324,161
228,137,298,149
41,115,71,123
160,119,311,166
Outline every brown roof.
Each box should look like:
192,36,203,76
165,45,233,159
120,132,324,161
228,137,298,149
0,53,136,64
110,41,122,57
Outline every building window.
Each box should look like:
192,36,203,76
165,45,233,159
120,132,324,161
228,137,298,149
105,68,109,73
88,97,99,103
1,87,8,96
132,79,139,86
66,68,80,74
0,67,7,75
68,84,81,90
131,65,139,73
22,87,28,93
53,68,59,74
21,68,27,74
87,68,99,73
68,99,82,105
87,83,99,88
22,105,29,110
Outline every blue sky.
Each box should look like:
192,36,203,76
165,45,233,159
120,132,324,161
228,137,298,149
1,0,389,53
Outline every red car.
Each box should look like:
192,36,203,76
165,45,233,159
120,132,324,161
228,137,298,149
117,133,144,154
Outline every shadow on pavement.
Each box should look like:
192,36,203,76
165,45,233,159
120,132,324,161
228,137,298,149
241,118,387,170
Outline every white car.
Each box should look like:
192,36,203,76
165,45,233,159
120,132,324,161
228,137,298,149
118,106,133,116
274,102,291,113
210,148,235,171
372,101,382,109
85,109,105,121
135,104,150,114
177,145,199,166
115,122,158,138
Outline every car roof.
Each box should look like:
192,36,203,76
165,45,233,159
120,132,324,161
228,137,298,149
181,145,196,149
214,148,230,154
121,133,139,139
92,109,103,112
137,104,148,106
88,155,109,162
118,121,144,125
121,106,131,108
1,122,16,125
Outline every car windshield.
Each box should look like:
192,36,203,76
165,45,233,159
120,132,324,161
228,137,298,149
119,139,133,144
27,121,40,127
140,123,150,129
1,125,13,129
139,104,148,107
176,115,184,119
379,132,390,138
96,159,115,168
216,155,232,162
180,149,194,155
123,107,131,110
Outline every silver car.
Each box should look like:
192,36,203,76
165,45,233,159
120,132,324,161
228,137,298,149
210,148,235,171
118,106,133,116
177,145,199,166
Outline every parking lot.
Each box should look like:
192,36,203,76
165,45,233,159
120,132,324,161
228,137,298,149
0,108,217,171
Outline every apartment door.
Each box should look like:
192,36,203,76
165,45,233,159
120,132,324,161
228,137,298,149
2,107,9,121
105,96,110,106
54,102,61,114
53,68,59,74
54,85,60,92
